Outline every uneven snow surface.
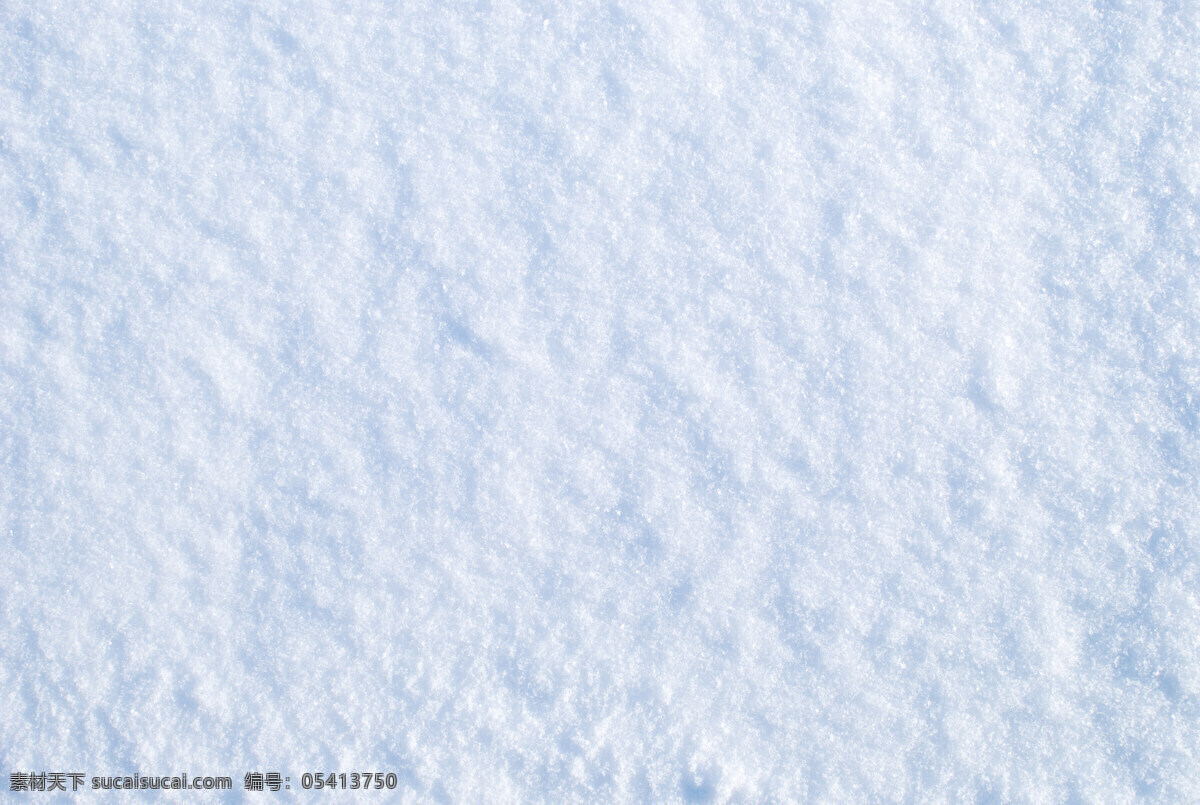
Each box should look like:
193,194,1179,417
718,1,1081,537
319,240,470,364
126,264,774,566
3,1,1199,801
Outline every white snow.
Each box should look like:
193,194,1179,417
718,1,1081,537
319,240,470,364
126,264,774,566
2,0,1198,801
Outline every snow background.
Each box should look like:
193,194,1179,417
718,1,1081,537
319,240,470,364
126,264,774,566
2,0,1199,801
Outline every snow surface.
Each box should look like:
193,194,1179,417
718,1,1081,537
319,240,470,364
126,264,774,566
2,0,1199,801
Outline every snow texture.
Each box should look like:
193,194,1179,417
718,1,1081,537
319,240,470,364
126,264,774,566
2,0,1199,801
